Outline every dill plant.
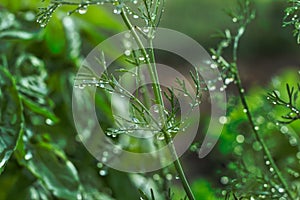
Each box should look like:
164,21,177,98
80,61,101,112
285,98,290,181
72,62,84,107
0,0,299,199
212,1,300,199
37,0,206,199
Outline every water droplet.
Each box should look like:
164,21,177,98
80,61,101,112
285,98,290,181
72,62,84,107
210,63,217,69
271,187,276,193
138,56,145,61
124,49,131,56
133,14,139,19
99,169,108,176
78,6,88,14
224,77,234,85
208,85,216,91
278,188,284,193
99,83,105,88
166,174,173,180
236,135,245,143
153,174,160,181
132,117,139,123
220,176,229,185
265,160,270,165
77,193,82,200
252,141,262,151
101,156,108,163
152,105,159,113
280,126,288,134
254,126,259,131
243,108,248,113
143,27,149,33
232,17,238,22
113,8,121,14
25,152,33,160
289,137,297,146
133,0,138,4
97,162,103,168
45,118,54,126
219,116,228,124
78,84,85,89
157,133,165,141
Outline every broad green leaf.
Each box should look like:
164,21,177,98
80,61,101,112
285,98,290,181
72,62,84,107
14,54,59,124
0,67,23,174
22,141,82,200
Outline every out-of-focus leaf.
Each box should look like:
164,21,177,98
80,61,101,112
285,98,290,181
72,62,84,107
0,30,36,40
0,67,23,174
13,54,59,123
28,181,53,200
107,169,140,200
44,15,66,54
0,10,16,30
21,97,58,123
62,16,82,63
191,179,217,199
20,141,82,200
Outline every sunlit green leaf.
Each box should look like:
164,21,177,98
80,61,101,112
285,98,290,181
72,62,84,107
21,141,82,199
0,67,23,174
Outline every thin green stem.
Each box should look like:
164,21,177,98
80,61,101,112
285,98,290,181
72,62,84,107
120,6,164,108
233,28,294,199
163,134,195,200
119,4,195,200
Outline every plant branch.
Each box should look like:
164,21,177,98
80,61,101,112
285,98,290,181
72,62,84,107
232,26,295,199
119,3,195,200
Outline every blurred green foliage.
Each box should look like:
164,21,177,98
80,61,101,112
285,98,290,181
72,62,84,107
0,0,299,200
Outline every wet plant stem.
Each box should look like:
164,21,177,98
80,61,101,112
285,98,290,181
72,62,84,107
233,29,294,199
119,5,195,200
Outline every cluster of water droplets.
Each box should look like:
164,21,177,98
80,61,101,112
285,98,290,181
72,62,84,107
96,162,108,176
74,77,108,90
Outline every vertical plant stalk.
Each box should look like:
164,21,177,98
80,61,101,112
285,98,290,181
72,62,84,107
119,5,195,200
232,27,294,199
